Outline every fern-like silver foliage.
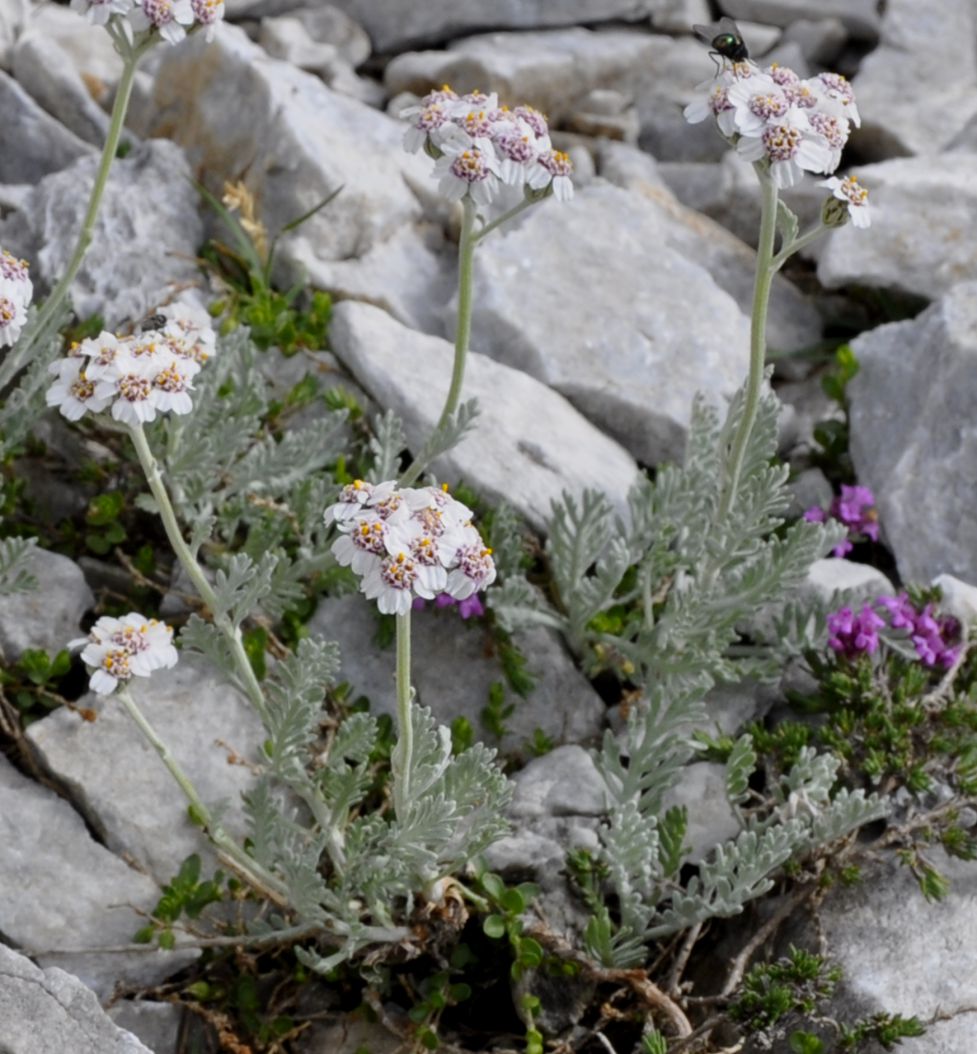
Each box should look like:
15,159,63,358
493,379,884,967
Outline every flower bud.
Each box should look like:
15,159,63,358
821,194,850,229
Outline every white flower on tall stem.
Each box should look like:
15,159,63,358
45,358,114,421
190,0,224,38
737,113,832,189
493,119,546,186
433,138,502,205
73,612,178,695
325,481,496,614
727,73,792,137
152,353,199,414
811,72,861,127
0,249,32,349
807,112,850,174
70,0,134,24
128,0,194,43
820,174,871,228
683,81,738,137
529,149,575,202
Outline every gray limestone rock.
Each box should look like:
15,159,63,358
720,0,879,40
286,222,456,337
847,282,977,584
27,654,266,882
318,0,669,53
328,300,642,529
262,4,371,67
0,0,29,71
0,755,196,998
138,25,427,267
0,139,203,328
815,849,977,1054
780,17,848,66
818,154,977,300
482,746,606,876
0,69,93,185
296,1016,402,1054
457,180,803,465
108,1001,184,1054
384,27,657,125
309,593,606,757
12,31,112,146
663,762,740,863
804,558,894,607
15,4,124,91
0,548,93,662
853,0,977,159
0,943,155,1053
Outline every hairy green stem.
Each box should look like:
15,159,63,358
4,33,151,382
436,197,477,432
717,168,779,519
128,423,270,726
473,195,535,243
115,684,289,903
393,609,413,820
771,225,826,272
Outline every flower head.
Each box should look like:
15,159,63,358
0,248,32,349
128,0,194,43
46,310,216,424
325,481,496,615
403,86,571,207
820,174,871,229
73,612,178,695
685,59,863,188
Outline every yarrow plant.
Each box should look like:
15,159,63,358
399,85,573,480
326,480,496,816
73,612,178,695
0,249,32,349
326,479,496,616
71,0,225,43
46,302,215,424
681,50,870,520
804,484,879,557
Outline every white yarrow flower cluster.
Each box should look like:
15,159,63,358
45,303,216,425
402,85,574,205
325,480,498,616
0,249,33,349
684,60,869,219
73,613,178,695
71,0,225,44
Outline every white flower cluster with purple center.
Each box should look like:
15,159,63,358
402,86,574,205
684,60,869,225
325,480,498,616
72,612,179,695
70,0,224,44
0,248,33,349
45,302,216,426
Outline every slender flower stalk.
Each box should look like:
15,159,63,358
435,198,477,434
4,30,154,383
393,609,414,820
127,422,270,726
115,683,290,904
718,165,778,518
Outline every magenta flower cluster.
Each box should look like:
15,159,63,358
828,593,961,668
804,484,879,557
413,592,486,620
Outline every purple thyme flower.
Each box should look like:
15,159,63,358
804,484,879,558
414,591,487,620
828,604,885,659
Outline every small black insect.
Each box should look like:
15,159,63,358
692,16,750,68
140,313,168,333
